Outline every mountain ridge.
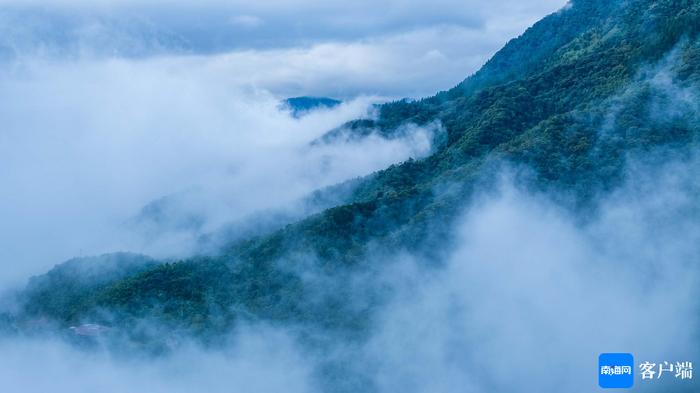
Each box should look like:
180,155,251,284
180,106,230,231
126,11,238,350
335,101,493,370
5,0,700,359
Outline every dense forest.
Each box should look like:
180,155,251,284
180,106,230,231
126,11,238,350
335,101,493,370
3,0,699,381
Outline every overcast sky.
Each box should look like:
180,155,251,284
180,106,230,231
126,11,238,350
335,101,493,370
0,0,568,286
0,0,568,97
2,3,699,393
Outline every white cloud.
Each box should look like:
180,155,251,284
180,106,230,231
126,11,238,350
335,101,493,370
0,326,315,393
0,1,567,96
0,1,569,288
229,15,264,29
0,55,437,287
4,158,697,393
365,163,700,392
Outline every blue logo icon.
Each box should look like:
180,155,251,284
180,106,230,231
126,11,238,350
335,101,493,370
599,353,634,388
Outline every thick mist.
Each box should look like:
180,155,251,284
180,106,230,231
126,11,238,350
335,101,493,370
0,0,568,288
0,1,566,97
0,326,315,393
2,156,697,393
365,158,700,393
0,56,441,287
2,1,698,393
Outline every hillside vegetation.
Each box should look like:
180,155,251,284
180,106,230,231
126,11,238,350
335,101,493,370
8,0,700,353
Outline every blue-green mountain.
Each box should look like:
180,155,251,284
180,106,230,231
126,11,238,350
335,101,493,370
4,0,700,370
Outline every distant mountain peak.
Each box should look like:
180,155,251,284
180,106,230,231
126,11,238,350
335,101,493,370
8,0,700,372
281,96,342,118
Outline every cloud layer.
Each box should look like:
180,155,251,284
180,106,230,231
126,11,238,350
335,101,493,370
366,161,700,392
3,157,697,393
0,1,567,97
0,0,568,286
0,55,439,287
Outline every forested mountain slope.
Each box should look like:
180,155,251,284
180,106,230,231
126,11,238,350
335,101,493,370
6,0,700,353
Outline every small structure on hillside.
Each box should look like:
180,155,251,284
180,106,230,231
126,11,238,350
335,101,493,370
69,323,110,337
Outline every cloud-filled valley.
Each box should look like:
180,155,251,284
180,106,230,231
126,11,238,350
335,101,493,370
0,56,441,287
0,0,569,287
2,156,698,393
1,1,699,392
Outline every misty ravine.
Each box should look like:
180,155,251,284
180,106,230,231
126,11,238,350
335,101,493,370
1,0,700,392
